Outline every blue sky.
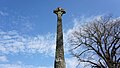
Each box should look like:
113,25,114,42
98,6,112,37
0,0,120,68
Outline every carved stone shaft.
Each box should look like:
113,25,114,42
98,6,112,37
54,7,66,68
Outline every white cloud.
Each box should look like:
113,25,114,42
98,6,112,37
66,57,79,68
0,57,79,68
0,64,38,68
0,60,53,68
0,30,55,56
0,55,8,62
0,11,8,16
38,66,53,68
0,63,53,68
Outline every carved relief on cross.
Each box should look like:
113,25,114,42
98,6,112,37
53,7,66,18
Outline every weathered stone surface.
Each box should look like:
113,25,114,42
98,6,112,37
54,7,66,68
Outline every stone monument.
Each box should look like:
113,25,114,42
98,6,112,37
54,7,66,68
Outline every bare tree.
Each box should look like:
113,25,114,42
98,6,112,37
68,16,120,68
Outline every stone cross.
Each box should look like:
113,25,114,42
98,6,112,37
54,7,66,68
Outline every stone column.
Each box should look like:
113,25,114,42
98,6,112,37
54,7,66,68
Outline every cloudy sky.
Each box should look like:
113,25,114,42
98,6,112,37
0,0,120,68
